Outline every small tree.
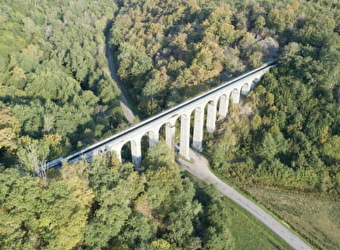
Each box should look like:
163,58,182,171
17,137,50,180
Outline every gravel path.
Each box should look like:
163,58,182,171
105,34,135,125
176,149,313,250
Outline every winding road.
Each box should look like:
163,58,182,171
105,33,135,125
176,149,313,250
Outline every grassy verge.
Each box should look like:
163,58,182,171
209,167,294,224
222,196,294,250
194,154,312,248
245,187,340,250
186,170,295,250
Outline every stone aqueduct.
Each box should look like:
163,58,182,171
46,62,276,170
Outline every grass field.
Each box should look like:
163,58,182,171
245,187,340,250
221,196,294,250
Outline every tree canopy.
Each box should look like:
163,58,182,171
0,0,124,167
0,144,234,249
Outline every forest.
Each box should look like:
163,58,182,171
1,0,340,249
0,0,125,169
1,143,236,249
204,0,340,197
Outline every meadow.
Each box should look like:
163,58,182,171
245,188,340,250
222,195,294,250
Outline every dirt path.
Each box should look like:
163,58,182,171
105,34,135,125
176,149,313,250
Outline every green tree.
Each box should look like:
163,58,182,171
0,107,20,154
322,136,340,163
0,166,93,250
254,15,266,32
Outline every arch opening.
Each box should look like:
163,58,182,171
121,141,132,164
159,120,177,151
141,133,150,161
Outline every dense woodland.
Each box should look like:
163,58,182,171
1,143,235,249
1,0,340,249
110,0,280,116
0,0,125,168
204,0,340,198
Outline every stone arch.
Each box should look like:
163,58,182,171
105,141,124,163
179,112,192,159
120,141,132,163
241,83,251,95
180,112,189,120
230,87,240,104
96,146,109,159
251,78,260,91
194,105,204,113
118,137,142,169
141,127,160,149
98,148,105,154
148,128,159,148
217,93,229,118
137,128,160,166
140,132,150,163
113,144,123,163
192,105,205,152
205,98,218,133
253,77,260,83
159,120,177,150
159,122,168,141
81,151,94,163
205,98,217,107
130,138,142,170
202,98,217,120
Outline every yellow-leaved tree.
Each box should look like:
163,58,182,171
0,107,20,153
